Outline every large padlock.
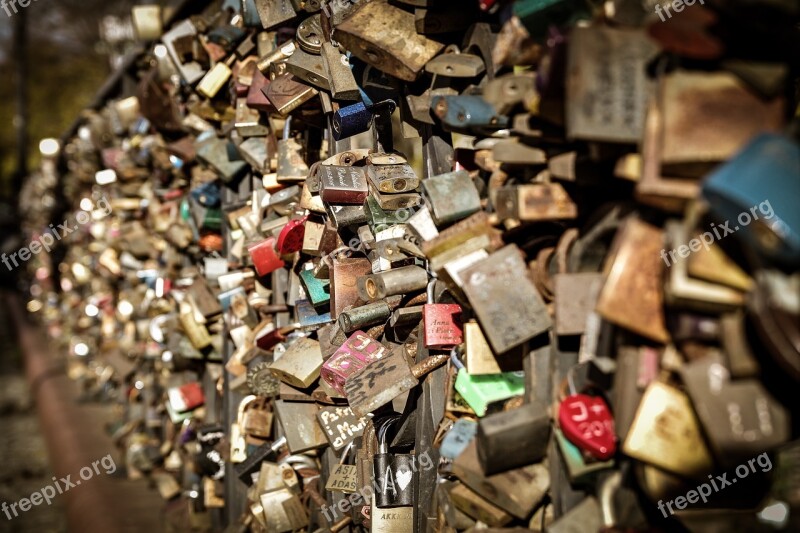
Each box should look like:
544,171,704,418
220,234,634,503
477,400,550,475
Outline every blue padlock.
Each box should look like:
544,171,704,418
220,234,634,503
191,182,221,208
702,133,800,268
431,95,509,132
333,101,372,140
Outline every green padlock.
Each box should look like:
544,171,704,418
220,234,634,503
454,368,526,417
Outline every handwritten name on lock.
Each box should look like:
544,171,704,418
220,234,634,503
317,405,368,451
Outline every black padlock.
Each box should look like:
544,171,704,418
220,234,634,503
476,400,551,476
373,416,415,508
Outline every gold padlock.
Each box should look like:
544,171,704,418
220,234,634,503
242,397,273,439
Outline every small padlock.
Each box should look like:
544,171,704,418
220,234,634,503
242,396,273,439
422,279,463,350
326,442,359,493
557,368,617,461
373,416,415,508
276,215,308,254
248,237,285,277
421,170,481,226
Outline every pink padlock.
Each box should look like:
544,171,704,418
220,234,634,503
321,330,387,395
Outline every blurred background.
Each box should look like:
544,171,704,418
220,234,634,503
0,3,163,531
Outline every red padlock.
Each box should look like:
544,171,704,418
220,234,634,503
168,382,205,413
422,280,463,349
558,393,617,461
248,237,285,277
276,216,308,254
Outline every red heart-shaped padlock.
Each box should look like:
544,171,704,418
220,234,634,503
276,216,308,254
558,393,617,460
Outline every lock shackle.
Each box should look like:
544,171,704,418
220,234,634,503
279,454,319,472
426,278,436,304
338,441,355,465
376,414,402,454
449,346,465,371
237,394,258,422
600,471,622,528
283,116,293,141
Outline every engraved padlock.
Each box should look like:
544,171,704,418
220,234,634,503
422,279,463,350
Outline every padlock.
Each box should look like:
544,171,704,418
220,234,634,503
373,416,415,508
702,133,799,268
595,217,670,343
680,353,789,467
264,72,319,116
453,366,526,418
565,25,658,143
452,439,550,520
318,405,368,452
322,330,388,395
431,95,509,132
367,163,420,195
422,279,463,350
260,487,310,533
357,265,428,301
242,396,274,439
268,336,324,389
460,244,551,355
557,392,616,462
338,301,393,333
274,399,328,453
330,255,372,319
326,442,360,493
623,380,714,479
333,101,374,140
320,165,369,204
276,216,308,254
166,382,205,413
248,237,285,277
421,170,481,226
335,0,444,82
285,42,331,89
320,42,360,101
477,400,550,475
494,183,577,222
344,345,420,417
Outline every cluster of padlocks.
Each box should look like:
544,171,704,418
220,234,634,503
25,0,800,531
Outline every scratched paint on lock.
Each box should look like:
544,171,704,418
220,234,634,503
344,348,419,417
461,244,551,354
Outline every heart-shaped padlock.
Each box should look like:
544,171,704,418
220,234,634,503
558,393,617,461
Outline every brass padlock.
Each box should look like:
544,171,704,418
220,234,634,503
242,396,273,439
335,0,444,82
